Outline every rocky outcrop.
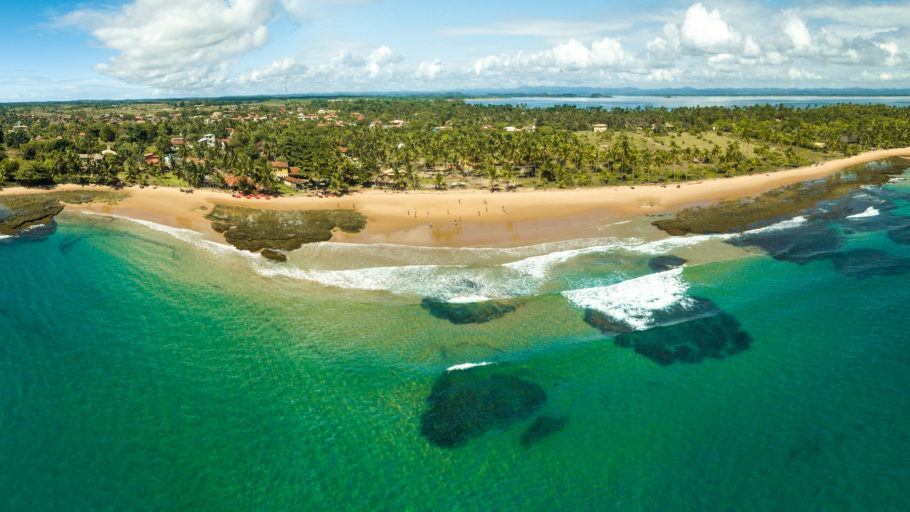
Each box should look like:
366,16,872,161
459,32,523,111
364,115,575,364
653,158,907,236
0,195,64,236
206,205,366,257
0,190,128,237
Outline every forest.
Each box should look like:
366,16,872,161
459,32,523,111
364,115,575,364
1,97,908,194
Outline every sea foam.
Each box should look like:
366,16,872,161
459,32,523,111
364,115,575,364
846,207,880,219
446,362,495,372
562,267,693,331
80,211,256,259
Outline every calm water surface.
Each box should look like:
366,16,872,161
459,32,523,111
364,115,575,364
2,161,910,510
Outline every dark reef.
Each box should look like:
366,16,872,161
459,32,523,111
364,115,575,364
648,255,688,272
420,298,522,324
421,366,546,448
615,312,752,366
653,158,907,236
520,416,569,449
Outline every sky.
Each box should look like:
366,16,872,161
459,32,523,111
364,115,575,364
1,0,909,101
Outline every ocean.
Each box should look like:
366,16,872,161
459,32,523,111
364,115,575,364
2,160,910,510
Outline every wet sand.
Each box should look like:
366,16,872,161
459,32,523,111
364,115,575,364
2,148,909,247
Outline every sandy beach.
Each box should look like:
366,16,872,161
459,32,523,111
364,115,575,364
3,147,909,247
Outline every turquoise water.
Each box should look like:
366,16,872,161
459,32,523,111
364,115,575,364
3,166,910,510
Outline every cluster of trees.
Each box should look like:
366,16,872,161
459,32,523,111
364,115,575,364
1,99,908,193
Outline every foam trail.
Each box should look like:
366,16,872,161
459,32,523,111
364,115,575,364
257,263,539,301
503,238,639,278
741,216,808,235
846,207,879,219
562,268,693,331
447,295,493,303
80,211,256,259
447,362,495,372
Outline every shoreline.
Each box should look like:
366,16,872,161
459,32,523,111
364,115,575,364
2,147,909,247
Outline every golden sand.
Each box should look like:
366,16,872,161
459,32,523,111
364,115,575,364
3,147,909,247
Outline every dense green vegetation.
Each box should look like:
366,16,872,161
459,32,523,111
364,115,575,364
1,98,908,194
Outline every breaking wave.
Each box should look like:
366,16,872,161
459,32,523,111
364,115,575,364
446,362,495,372
561,268,694,331
77,211,809,303
846,207,879,219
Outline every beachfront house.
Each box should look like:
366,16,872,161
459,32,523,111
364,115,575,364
271,161,290,178
593,123,608,133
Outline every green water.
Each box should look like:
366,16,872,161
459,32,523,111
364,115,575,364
3,170,910,510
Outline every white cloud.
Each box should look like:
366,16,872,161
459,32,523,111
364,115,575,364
783,13,812,52
415,60,442,79
788,66,821,80
365,46,403,77
50,0,910,96
60,0,296,90
680,3,741,53
473,36,629,76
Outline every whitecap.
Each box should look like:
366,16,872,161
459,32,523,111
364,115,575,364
741,216,808,235
846,207,879,219
255,262,538,301
446,362,495,372
446,295,493,303
562,267,693,331
503,239,639,278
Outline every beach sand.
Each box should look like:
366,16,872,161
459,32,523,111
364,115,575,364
3,147,909,247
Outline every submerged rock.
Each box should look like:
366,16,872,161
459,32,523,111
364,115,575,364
420,298,521,324
582,296,720,336
206,205,366,255
615,311,752,366
831,249,910,278
583,309,634,336
421,366,546,448
520,416,569,449
731,222,843,265
888,225,910,245
647,255,688,272
260,248,288,262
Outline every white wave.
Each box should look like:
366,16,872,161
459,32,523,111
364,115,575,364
503,239,639,278
632,233,732,255
79,211,256,259
447,295,492,303
846,207,879,219
447,362,495,372
0,234,10,240
256,263,538,300
741,216,808,235
562,267,693,331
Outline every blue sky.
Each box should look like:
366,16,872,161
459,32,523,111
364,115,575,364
2,0,909,101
